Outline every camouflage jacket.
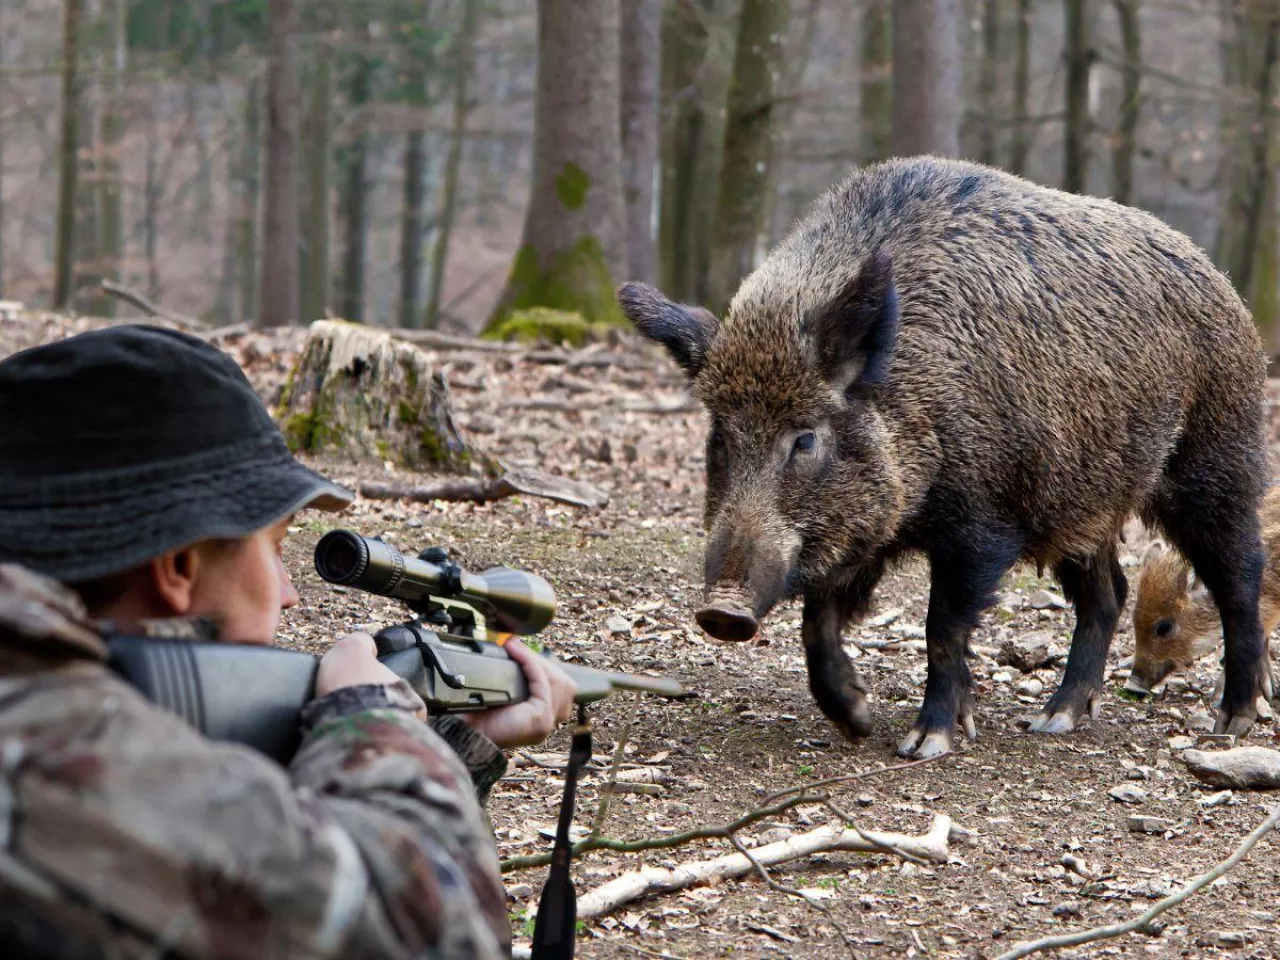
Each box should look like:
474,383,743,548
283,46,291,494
0,564,513,960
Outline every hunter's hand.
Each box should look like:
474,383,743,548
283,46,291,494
315,632,427,720
460,638,576,748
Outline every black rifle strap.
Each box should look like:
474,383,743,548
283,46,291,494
530,705,592,960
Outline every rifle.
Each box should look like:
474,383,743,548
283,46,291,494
106,528,689,763
107,529,689,960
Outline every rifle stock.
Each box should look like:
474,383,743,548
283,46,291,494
107,626,688,764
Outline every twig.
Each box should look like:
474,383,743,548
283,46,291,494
100,280,211,329
993,805,1280,960
358,468,608,510
590,695,639,839
390,327,523,353
727,833,859,958
573,815,955,920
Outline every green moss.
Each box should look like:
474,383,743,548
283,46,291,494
555,162,590,210
397,401,420,425
375,439,391,460
487,307,604,347
283,413,316,452
485,237,626,331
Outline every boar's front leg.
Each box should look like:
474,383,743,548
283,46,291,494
1028,543,1126,734
899,536,1020,759
802,566,884,743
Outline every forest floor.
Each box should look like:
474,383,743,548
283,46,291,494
7,311,1280,959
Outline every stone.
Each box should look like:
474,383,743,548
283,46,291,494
1167,735,1195,750
606,616,632,636
1186,711,1215,733
1108,784,1148,804
1016,677,1045,697
1182,747,1280,790
1198,790,1233,808
1028,590,1068,610
997,631,1060,671
1052,902,1082,919
1127,815,1174,834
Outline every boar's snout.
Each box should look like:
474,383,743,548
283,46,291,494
695,601,759,642
1125,658,1175,697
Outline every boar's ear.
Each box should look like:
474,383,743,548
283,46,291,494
806,248,901,391
616,282,719,379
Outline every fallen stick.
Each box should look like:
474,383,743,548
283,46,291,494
992,804,1280,960
574,814,954,920
358,468,608,510
101,280,211,329
390,328,523,353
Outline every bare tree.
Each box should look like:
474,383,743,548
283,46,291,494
302,47,333,325
707,0,789,311
1009,0,1033,174
1064,0,1092,193
488,0,628,329
976,0,1001,165
861,0,893,165
1111,0,1141,205
659,0,740,303
97,0,127,315
621,0,661,285
258,0,301,328
426,0,481,330
339,29,374,323
1215,0,1280,301
53,0,83,310
892,0,962,157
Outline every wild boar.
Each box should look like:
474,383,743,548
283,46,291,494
618,156,1273,759
1128,486,1280,701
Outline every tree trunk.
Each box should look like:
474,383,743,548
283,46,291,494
1251,129,1280,352
259,0,301,328
1111,0,1141,205
301,50,333,325
144,101,161,300
236,79,263,324
399,130,426,329
53,0,83,310
96,0,127,316
620,0,661,285
860,0,893,165
891,0,962,157
1009,0,1033,174
706,0,789,312
426,0,480,330
339,37,374,323
487,0,628,330
1063,0,1092,193
976,0,1001,165
1215,0,1280,299
658,0,740,303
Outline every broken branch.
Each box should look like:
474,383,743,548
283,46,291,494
993,805,1280,960
574,814,955,920
100,280,211,329
358,467,608,510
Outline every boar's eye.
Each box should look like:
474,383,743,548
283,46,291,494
1154,619,1176,639
792,431,817,456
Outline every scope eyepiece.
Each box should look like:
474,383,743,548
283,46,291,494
314,529,372,584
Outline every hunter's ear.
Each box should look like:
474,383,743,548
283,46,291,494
805,248,900,391
617,282,719,379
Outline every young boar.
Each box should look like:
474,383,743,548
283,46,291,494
1128,486,1280,698
619,156,1272,759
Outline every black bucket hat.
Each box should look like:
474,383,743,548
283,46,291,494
0,324,353,583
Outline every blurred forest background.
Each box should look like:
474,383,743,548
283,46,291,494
3,0,1279,352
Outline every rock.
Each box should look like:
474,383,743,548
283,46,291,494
278,321,477,471
1028,589,1068,610
1126,765,1153,781
997,631,1059,671
606,616,632,636
1214,931,1248,947
1167,735,1196,750
1128,814,1174,834
856,795,875,807
1186,711,1215,733
506,883,534,900
1052,902,1082,919
1016,677,1045,697
992,670,1014,685
1108,784,1148,804
1182,747,1280,789
1198,790,1233,808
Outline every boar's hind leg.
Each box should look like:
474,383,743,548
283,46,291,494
802,568,884,743
1028,543,1126,734
1158,497,1271,736
898,537,1021,759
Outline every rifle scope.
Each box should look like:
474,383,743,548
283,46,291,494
313,529,556,635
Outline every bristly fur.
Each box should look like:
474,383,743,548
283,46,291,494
619,155,1272,751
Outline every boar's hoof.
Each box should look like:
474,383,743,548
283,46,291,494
1121,676,1154,699
1212,667,1274,737
895,709,976,759
695,604,759,643
827,695,874,744
1027,689,1102,734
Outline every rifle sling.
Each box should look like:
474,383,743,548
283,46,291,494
530,705,592,960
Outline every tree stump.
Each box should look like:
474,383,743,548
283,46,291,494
277,320,480,472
